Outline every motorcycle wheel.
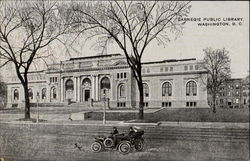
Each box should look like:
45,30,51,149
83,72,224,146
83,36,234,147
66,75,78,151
118,141,131,155
91,142,103,153
135,139,144,151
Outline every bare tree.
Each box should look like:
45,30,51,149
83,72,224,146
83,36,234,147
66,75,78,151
62,1,191,119
201,48,231,113
0,1,69,119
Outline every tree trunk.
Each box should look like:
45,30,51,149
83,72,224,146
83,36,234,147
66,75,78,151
212,93,216,113
136,65,144,120
22,83,31,119
138,82,144,119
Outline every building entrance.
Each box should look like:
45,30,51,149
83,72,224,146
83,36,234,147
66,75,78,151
81,78,91,102
100,77,110,99
84,89,90,102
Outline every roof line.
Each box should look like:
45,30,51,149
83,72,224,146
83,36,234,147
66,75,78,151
142,58,196,65
68,54,121,61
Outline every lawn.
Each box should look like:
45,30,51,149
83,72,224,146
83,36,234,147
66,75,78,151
85,107,249,123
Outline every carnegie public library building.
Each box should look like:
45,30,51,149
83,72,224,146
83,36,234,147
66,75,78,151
6,54,209,108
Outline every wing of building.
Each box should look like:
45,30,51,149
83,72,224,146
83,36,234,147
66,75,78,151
6,54,209,108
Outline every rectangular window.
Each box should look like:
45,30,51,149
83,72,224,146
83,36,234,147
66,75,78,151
55,77,57,82
117,102,126,107
189,65,193,70
50,78,52,82
194,102,196,107
124,73,126,78
170,67,173,71
184,66,188,70
165,67,168,72
121,73,123,79
117,73,119,79
190,102,193,106
147,68,150,73
195,65,199,70
186,102,189,107
160,67,163,72
162,102,171,107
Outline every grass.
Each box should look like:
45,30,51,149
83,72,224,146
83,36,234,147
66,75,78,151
86,107,249,123
145,107,249,122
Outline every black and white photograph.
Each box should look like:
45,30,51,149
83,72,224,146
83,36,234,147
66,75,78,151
0,1,249,161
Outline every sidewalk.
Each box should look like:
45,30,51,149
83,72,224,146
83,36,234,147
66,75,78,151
1,116,248,129
0,110,248,129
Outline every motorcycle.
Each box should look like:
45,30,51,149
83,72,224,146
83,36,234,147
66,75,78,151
91,128,144,154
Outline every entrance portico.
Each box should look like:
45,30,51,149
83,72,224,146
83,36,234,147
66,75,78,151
81,78,91,102
60,74,111,103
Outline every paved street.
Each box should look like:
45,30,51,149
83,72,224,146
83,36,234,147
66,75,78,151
0,120,249,161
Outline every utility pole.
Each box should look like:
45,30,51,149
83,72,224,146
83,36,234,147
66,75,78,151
103,90,106,125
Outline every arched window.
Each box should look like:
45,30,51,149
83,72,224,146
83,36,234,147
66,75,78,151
28,88,33,99
14,89,19,100
82,78,91,87
143,83,149,97
41,88,46,99
101,77,110,89
162,82,172,96
186,81,197,96
118,84,126,98
65,79,74,90
51,87,57,99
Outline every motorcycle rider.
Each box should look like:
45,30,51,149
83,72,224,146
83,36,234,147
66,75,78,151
129,126,136,136
111,126,119,135
104,127,119,148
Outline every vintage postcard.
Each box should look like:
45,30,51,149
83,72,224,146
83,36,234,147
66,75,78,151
0,1,249,161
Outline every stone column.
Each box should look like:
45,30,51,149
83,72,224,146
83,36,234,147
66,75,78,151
109,75,113,99
74,77,77,101
60,77,64,102
91,75,95,100
95,75,99,101
77,77,81,102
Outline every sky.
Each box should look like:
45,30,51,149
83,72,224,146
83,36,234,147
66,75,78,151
141,1,249,78
159,1,249,78
1,1,249,80
73,1,249,78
